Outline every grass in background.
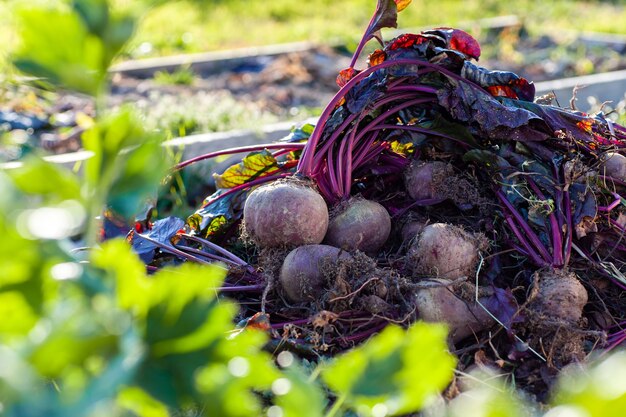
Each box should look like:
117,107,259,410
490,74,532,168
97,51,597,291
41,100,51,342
2,1,626,61
126,0,626,58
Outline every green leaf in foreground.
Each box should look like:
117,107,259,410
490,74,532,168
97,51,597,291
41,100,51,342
322,322,456,416
81,108,170,221
12,0,135,95
551,351,626,417
273,358,326,417
444,370,532,417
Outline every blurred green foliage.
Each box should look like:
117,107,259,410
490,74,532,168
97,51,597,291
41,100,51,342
2,1,626,417
12,0,135,95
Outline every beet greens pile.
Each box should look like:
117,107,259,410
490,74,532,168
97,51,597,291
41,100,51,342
131,0,626,396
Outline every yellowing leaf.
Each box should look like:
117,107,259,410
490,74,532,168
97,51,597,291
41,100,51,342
390,140,415,156
213,150,279,189
205,215,227,237
394,0,412,12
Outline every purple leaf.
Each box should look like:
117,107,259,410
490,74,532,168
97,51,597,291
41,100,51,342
438,78,550,141
483,287,524,328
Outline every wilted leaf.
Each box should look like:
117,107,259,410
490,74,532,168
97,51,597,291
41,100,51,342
322,323,455,416
570,183,598,239
189,189,246,237
130,216,185,263
497,97,595,143
438,78,549,142
394,0,412,12
337,67,361,88
214,150,279,189
359,0,403,53
389,140,414,156
483,287,523,328
367,49,387,67
426,28,481,60
386,33,429,51
345,71,387,114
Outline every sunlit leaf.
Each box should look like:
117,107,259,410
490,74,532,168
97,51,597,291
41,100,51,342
430,28,481,60
8,157,81,203
12,0,135,96
213,150,279,189
13,3,105,95
337,67,360,88
117,386,169,417
552,351,626,417
196,329,280,417
394,0,412,12
390,140,414,156
72,0,110,36
274,364,326,417
0,292,39,336
322,323,456,416
367,49,387,67
363,0,402,45
82,108,170,221
282,123,315,143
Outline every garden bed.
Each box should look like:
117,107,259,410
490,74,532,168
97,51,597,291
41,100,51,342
2,19,626,163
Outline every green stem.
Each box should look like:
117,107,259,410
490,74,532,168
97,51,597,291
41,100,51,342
325,393,348,417
83,81,110,247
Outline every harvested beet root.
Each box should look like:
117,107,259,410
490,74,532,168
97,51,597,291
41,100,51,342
530,268,588,323
601,151,626,181
404,161,453,201
414,279,494,343
408,223,487,279
244,181,329,248
400,218,427,244
279,244,351,303
324,198,391,254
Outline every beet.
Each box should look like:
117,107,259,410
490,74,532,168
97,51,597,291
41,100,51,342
404,161,453,201
400,219,427,244
279,244,351,303
408,223,487,279
243,181,329,248
602,152,626,181
414,279,494,343
323,198,391,254
530,269,588,323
